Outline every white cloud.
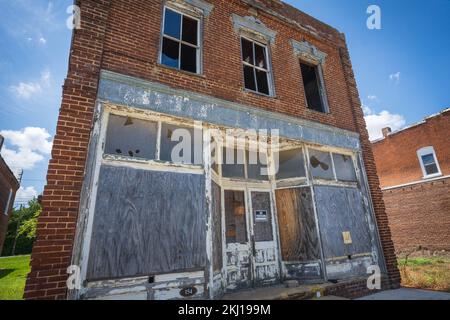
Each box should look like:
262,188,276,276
0,127,53,170
16,186,38,201
367,95,377,100
389,72,401,84
38,37,47,45
363,106,406,141
10,69,52,99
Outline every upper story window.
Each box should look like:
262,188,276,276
161,7,200,74
417,146,441,178
291,40,329,113
300,62,326,113
241,37,272,96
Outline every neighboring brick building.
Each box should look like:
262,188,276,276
0,135,20,255
372,108,450,253
25,0,400,300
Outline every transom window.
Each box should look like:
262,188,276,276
161,7,200,74
300,62,326,113
241,38,272,96
417,146,441,178
308,149,357,182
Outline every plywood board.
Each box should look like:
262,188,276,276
87,165,206,280
275,187,320,262
211,181,223,272
314,186,372,259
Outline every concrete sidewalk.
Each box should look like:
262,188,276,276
357,288,450,300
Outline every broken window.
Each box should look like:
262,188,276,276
300,62,326,113
160,123,202,165
161,8,200,73
241,38,271,95
224,190,247,244
275,148,306,180
309,149,334,180
222,146,245,179
333,153,357,182
247,149,269,181
104,114,157,160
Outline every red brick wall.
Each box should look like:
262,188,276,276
382,178,450,253
23,0,111,300
24,0,400,299
372,110,450,188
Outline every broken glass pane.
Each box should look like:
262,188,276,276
254,44,267,69
222,146,245,179
241,38,254,64
105,115,157,160
275,148,306,180
243,65,256,91
256,69,269,95
309,149,333,180
164,8,181,39
160,123,202,165
225,190,247,244
333,153,357,182
162,37,180,68
180,44,197,73
182,15,198,45
300,62,324,113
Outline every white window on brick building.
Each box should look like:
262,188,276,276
417,146,442,178
241,37,273,96
160,7,200,74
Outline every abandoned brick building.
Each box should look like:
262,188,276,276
373,108,450,254
0,135,20,255
25,0,400,299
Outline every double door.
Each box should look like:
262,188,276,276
223,187,279,291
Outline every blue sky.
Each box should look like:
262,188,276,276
0,0,448,206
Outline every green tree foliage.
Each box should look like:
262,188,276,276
1,198,41,256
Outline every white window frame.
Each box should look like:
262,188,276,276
240,36,275,97
417,146,442,179
159,6,202,74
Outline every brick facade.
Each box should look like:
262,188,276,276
373,109,450,253
24,0,400,299
0,155,20,255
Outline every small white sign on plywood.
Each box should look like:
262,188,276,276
255,210,268,221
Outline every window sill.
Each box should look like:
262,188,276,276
423,173,442,180
306,107,330,115
243,88,276,99
156,63,206,79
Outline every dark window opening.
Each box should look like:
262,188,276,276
241,38,271,95
161,8,199,73
300,62,325,113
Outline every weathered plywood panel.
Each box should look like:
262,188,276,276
314,186,372,259
87,165,206,280
251,192,273,242
275,187,321,262
211,181,222,272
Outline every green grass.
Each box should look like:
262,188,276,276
398,256,450,292
0,255,31,300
